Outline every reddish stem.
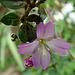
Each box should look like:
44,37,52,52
46,9,56,24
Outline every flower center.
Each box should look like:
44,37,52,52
43,48,47,55
39,39,47,55
39,39,46,46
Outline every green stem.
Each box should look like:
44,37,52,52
6,30,25,71
1,37,6,69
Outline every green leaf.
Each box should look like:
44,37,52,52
39,6,47,20
1,12,20,26
41,1,47,9
17,24,28,43
27,23,36,42
17,23,36,43
0,0,27,9
28,7,39,16
27,14,43,24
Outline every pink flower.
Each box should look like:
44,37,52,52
18,22,71,70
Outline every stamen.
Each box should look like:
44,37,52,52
39,39,42,42
43,48,47,55
38,48,40,51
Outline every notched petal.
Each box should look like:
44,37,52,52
47,39,72,50
44,22,55,38
37,22,45,38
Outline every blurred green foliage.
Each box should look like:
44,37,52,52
0,0,75,75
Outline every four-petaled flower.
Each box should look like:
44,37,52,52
18,22,71,70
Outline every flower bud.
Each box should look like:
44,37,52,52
25,57,33,67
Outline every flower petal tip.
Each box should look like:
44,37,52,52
44,21,55,38
39,22,44,24
17,49,23,54
42,67,47,70
37,22,45,38
17,49,21,53
68,44,72,50
18,45,22,48
65,53,68,56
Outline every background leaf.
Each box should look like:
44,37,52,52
0,0,27,9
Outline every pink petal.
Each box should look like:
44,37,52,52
17,40,39,54
50,46,68,56
37,22,45,38
32,50,41,69
44,22,55,38
40,48,50,70
18,43,29,48
46,39,72,56
47,39,71,50
32,46,50,69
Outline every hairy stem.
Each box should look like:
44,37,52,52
46,9,56,24
68,51,75,60
21,4,32,22
21,0,46,23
